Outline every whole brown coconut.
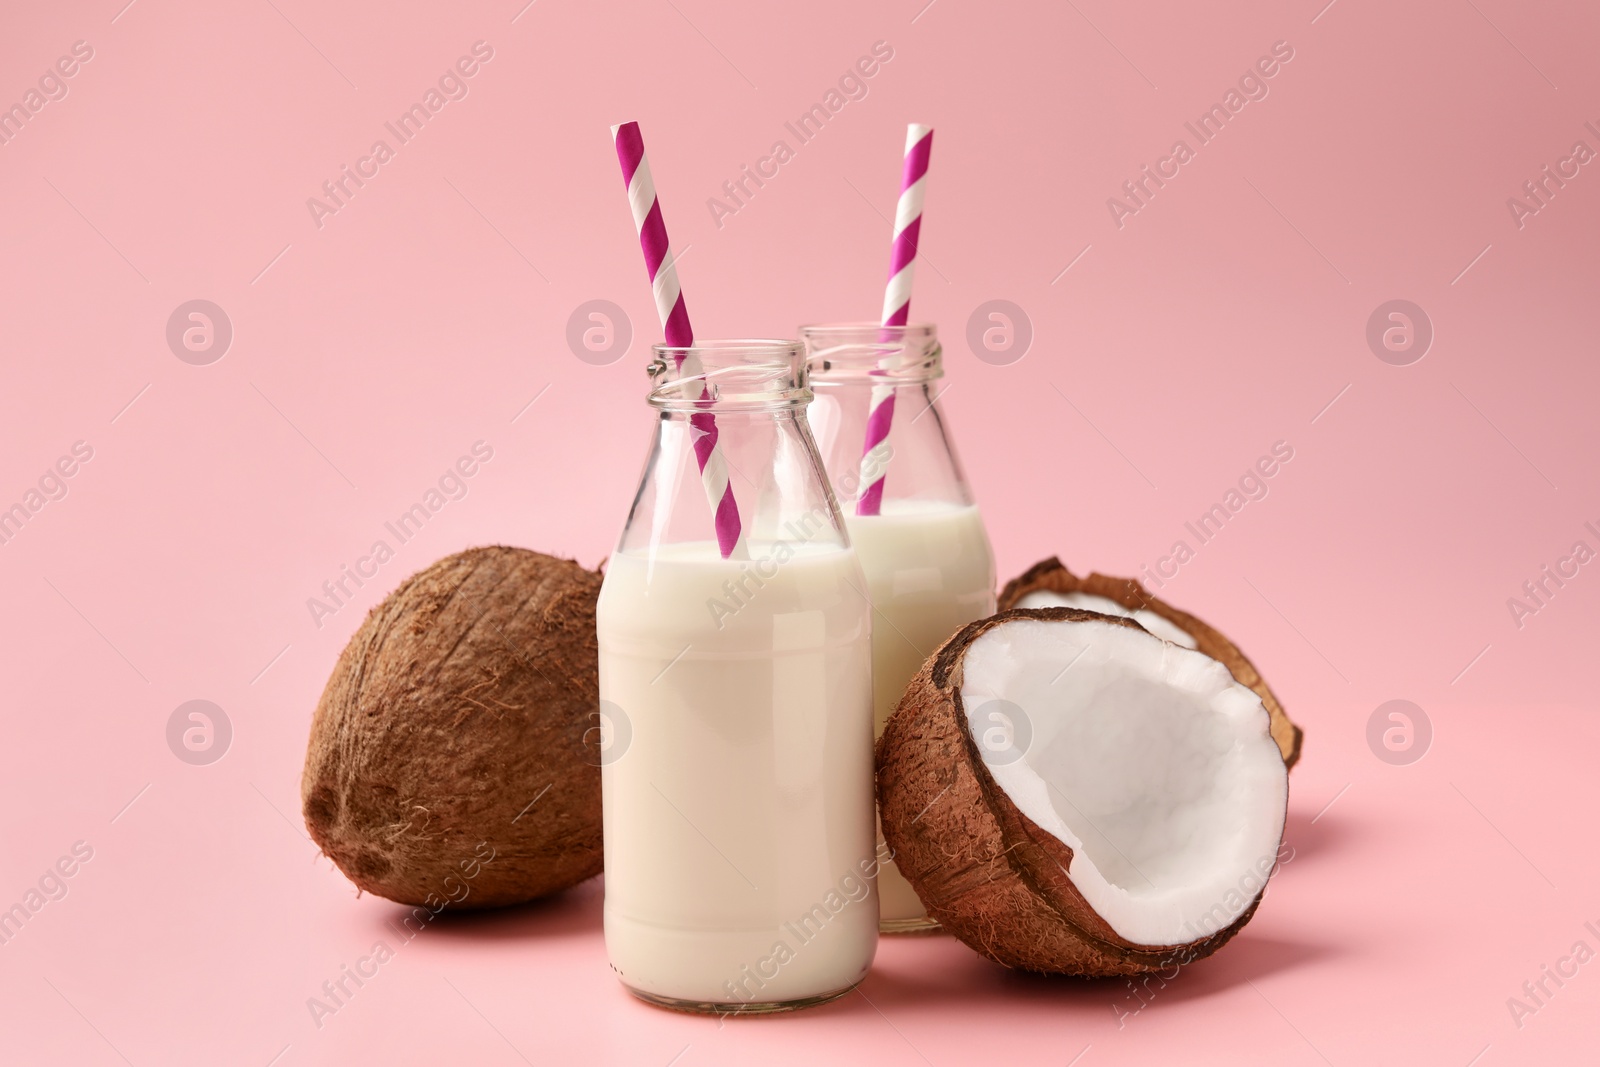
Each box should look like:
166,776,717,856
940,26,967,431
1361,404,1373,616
302,546,604,908
999,557,1303,768
878,608,1289,977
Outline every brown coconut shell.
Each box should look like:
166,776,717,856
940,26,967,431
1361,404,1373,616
302,546,604,908
999,557,1303,768
877,607,1265,976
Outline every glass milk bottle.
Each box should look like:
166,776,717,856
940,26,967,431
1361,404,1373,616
801,323,996,933
596,340,879,1013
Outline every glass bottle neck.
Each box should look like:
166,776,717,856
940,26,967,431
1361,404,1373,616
800,323,942,387
804,383,974,513
648,339,810,414
616,341,846,561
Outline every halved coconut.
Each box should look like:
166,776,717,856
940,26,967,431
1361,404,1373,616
1000,558,1303,767
877,607,1289,976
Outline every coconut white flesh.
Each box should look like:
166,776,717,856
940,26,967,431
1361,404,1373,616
960,616,1287,947
1014,589,1198,649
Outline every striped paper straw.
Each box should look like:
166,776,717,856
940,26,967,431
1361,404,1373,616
612,121,747,560
857,123,933,517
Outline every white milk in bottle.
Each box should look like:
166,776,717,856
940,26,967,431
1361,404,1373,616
804,323,997,932
597,340,879,1012
844,501,995,735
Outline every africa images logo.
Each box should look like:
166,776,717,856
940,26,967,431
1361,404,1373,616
305,42,495,229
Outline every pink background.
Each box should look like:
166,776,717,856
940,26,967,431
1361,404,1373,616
2,0,1597,1062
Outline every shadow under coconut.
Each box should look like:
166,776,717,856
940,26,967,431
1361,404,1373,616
1281,807,1358,867
859,927,1339,1013
382,874,605,944
1157,933,1339,999
862,932,1113,1011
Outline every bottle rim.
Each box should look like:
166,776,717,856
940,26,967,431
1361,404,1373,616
647,338,810,411
799,322,941,383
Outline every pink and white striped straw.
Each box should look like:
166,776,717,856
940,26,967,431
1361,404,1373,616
857,123,933,517
611,121,747,560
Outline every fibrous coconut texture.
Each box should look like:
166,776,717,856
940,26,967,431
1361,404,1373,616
302,546,604,908
878,608,1289,976
999,557,1303,768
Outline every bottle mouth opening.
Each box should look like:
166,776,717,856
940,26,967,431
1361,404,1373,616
799,323,942,383
647,339,810,410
